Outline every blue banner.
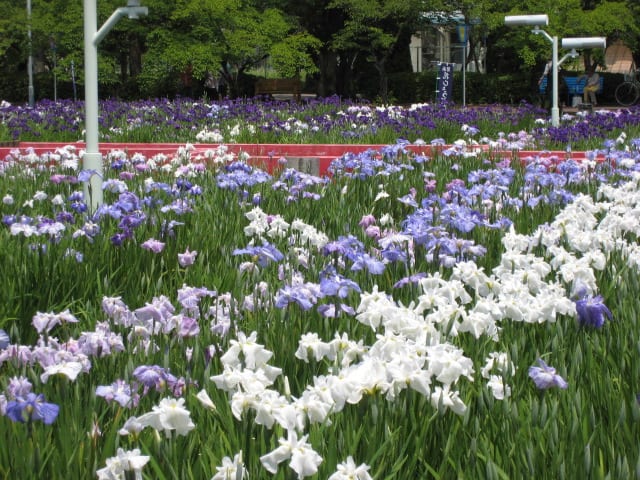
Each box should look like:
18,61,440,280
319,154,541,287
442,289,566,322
436,62,455,104
456,25,469,44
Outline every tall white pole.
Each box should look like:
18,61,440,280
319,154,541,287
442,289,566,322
551,36,559,127
533,28,560,127
82,1,148,212
83,0,103,210
27,0,34,107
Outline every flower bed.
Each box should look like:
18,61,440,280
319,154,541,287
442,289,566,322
3,97,640,151
1,134,640,478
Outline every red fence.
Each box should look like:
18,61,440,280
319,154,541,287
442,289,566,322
0,142,607,176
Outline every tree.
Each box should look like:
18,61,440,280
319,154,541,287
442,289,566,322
0,1,30,100
3,0,640,102
329,0,441,102
137,0,311,98
269,32,322,78
277,0,347,96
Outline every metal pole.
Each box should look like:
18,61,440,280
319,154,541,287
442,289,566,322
82,1,148,212
462,44,466,107
551,36,560,127
533,28,560,127
27,0,34,107
83,0,103,210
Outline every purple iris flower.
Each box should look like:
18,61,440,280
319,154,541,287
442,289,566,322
141,238,165,254
232,242,284,267
0,329,8,349
95,379,138,408
393,272,427,289
69,200,87,213
358,214,376,228
274,285,315,310
118,212,147,230
68,191,84,203
575,294,613,328
134,297,175,325
528,359,568,390
110,231,132,247
350,253,385,274
2,215,17,227
175,178,192,191
7,376,32,398
321,235,364,258
6,393,59,424
55,211,75,224
77,169,100,183
380,245,408,263
397,189,419,208
319,269,361,298
132,365,183,395
178,248,198,267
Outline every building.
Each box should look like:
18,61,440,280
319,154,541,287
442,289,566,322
410,12,485,74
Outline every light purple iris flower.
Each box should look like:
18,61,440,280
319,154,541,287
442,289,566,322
178,248,198,267
528,359,568,390
141,238,165,253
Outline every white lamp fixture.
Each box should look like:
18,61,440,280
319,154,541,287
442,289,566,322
504,15,549,27
561,37,606,50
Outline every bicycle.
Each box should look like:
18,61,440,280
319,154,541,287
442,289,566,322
615,68,640,106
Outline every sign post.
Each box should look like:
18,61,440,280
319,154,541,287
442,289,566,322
457,25,469,107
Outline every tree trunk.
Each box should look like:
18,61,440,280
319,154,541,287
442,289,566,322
336,51,357,98
388,29,413,73
375,58,389,103
129,37,143,77
317,49,337,97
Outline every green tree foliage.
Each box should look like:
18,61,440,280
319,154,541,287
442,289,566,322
137,0,295,97
270,32,323,78
0,3,25,60
2,0,322,100
276,0,347,96
1,0,640,102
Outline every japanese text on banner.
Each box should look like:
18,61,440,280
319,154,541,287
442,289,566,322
436,62,455,104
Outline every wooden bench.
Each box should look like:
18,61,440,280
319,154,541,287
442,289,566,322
539,76,604,103
254,78,302,101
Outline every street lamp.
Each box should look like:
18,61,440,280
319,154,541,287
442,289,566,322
504,14,606,127
83,0,148,211
505,15,564,125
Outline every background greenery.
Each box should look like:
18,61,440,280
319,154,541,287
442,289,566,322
1,0,639,104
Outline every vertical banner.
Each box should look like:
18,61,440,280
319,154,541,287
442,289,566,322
456,25,469,45
436,62,455,104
